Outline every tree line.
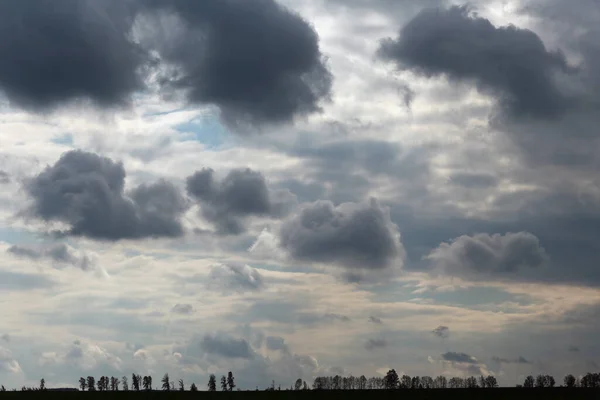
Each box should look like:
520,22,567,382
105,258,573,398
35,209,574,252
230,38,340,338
2,370,600,392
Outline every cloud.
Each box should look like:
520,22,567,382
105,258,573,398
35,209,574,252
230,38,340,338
265,336,289,353
365,339,387,350
7,243,94,271
186,168,296,235
39,340,122,371
369,316,383,324
200,334,254,360
441,352,479,364
433,351,491,377
568,345,580,353
432,325,449,338
0,171,9,184
277,198,405,276
171,303,194,315
378,5,572,120
24,150,189,240
0,346,21,374
0,270,55,291
492,356,531,364
208,263,265,292
0,0,146,112
0,334,9,343
138,0,332,128
425,232,548,280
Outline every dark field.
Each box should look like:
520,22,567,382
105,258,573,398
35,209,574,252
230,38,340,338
2,389,600,400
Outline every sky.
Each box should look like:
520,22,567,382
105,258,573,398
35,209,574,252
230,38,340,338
0,0,599,390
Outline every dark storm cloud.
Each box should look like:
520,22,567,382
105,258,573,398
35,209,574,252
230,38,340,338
171,303,194,315
278,198,405,271
492,356,531,364
7,243,93,271
448,172,498,189
208,263,265,292
24,150,188,240
365,338,387,350
432,325,449,338
0,0,146,111
139,0,332,127
200,334,254,359
378,5,572,120
186,168,296,235
441,352,478,364
425,232,548,279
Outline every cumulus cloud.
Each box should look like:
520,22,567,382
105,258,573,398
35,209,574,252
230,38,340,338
425,232,548,279
138,0,332,128
38,340,122,371
365,339,387,350
171,303,194,315
378,5,573,120
7,243,94,271
0,0,146,112
432,325,450,338
208,263,265,292
24,150,189,240
492,356,531,364
0,346,21,374
432,352,491,377
199,334,254,360
277,198,405,276
186,168,296,235
265,336,289,353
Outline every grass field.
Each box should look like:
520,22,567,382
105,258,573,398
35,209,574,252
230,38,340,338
2,388,600,399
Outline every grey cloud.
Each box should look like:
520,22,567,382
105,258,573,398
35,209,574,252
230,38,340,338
365,338,387,350
278,198,405,273
171,303,194,315
369,316,383,324
1,334,9,343
139,0,332,128
186,168,296,235
24,150,189,240
425,232,548,279
378,5,572,120
208,263,265,292
324,313,351,322
0,270,55,291
0,171,9,184
0,0,146,112
449,172,498,189
569,345,580,353
441,352,479,364
492,356,531,364
432,325,450,338
7,243,93,271
200,334,254,360
265,336,289,353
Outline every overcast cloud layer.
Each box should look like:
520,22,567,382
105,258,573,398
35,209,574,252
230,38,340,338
1,0,600,391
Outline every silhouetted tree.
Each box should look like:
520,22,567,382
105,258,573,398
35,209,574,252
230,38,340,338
384,369,399,389
122,376,129,391
523,375,534,388
421,376,433,389
143,376,152,391
227,371,235,391
400,375,411,388
465,376,478,388
78,377,86,391
411,376,421,389
39,379,45,391
544,375,555,388
1,385,5,391
177,379,184,391
434,375,447,388
161,374,170,391
564,374,577,388
208,374,217,392
449,377,463,388
86,376,95,391
294,378,303,390
220,375,227,391
110,377,120,391
97,377,104,391
190,383,198,392
485,376,498,388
